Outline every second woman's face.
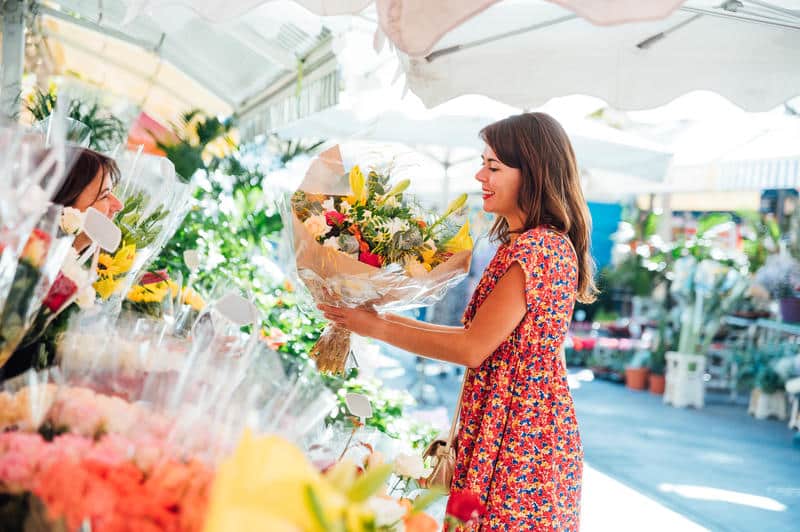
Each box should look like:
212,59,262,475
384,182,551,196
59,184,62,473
72,169,123,218
475,145,523,219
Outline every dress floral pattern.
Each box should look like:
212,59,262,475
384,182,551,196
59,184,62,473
447,227,583,531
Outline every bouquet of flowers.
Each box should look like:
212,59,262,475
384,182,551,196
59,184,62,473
0,205,73,369
288,146,472,373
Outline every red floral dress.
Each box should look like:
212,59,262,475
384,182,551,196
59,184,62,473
447,227,583,531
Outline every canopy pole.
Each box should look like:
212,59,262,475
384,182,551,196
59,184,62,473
1,0,27,120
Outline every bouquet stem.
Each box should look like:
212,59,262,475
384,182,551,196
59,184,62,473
309,324,351,374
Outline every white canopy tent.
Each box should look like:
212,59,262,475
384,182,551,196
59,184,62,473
102,1,800,112
401,0,800,112
275,93,674,202
2,0,344,125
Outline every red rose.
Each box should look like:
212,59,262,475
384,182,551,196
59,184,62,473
21,228,53,267
446,490,486,523
325,210,346,226
43,273,78,313
358,251,383,267
140,269,170,285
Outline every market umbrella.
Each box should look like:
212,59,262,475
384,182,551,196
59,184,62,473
400,0,800,112
120,0,688,55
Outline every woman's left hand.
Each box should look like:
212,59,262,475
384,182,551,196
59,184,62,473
317,304,383,338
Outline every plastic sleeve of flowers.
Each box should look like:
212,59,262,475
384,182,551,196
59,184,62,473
0,204,73,368
0,367,62,432
277,145,472,372
97,152,193,315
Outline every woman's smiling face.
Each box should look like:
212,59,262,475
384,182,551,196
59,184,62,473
475,145,523,223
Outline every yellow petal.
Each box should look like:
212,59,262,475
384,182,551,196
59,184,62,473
444,220,473,253
93,277,119,299
349,166,365,205
204,430,347,532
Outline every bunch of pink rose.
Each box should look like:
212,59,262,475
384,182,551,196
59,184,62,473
0,385,172,444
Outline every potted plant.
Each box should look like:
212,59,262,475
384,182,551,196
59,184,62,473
648,315,671,395
665,257,748,408
754,253,800,323
625,350,651,391
740,346,795,420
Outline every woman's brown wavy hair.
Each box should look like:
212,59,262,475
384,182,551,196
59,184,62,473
480,112,598,303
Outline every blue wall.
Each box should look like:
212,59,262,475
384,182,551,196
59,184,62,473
588,202,621,271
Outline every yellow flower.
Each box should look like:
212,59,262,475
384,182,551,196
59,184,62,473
181,286,206,311
93,277,120,299
347,165,366,206
127,283,169,304
444,220,473,253
204,431,389,532
97,244,137,277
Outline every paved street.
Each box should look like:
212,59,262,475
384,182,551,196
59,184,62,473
362,344,800,532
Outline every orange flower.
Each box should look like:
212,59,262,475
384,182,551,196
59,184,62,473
405,511,439,532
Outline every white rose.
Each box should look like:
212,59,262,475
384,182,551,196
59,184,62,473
384,196,399,209
403,256,428,278
393,453,430,479
76,285,96,308
366,497,407,528
323,236,340,250
303,214,331,240
322,198,335,211
60,207,85,235
61,248,90,286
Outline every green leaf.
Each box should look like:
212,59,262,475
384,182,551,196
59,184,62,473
411,488,446,513
305,484,331,530
346,464,393,503
696,213,732,237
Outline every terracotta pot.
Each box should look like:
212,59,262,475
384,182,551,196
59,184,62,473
649,374,666,395
625,367,650,390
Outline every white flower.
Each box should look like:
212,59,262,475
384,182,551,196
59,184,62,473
61,248,91,287
386,218,409,235
403,256,428,278
363,210,372,219
60,207,85,235
366,497,407,529
340,200,352,213
384,196,399,209
393,453,430,479
323,236,340,250
76,285,96,308
303,214,331,240
322,198,335,211
424,239,437,253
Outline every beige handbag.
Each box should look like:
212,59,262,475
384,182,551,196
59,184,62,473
419,372,467,493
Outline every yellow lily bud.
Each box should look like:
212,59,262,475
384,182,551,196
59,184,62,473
349,166,366,205
444,193,468,219
444,220,474,253
382,179,410,202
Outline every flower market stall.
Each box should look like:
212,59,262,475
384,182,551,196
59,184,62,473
2,0,800,530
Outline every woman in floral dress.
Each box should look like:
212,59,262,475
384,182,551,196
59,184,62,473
320,112,597,530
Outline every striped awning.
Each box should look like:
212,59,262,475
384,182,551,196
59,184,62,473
717,158,800,191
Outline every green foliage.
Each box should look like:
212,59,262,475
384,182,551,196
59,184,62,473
114,191,170,249
26,87,126,152
153,109,236,182
737,210,781,273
